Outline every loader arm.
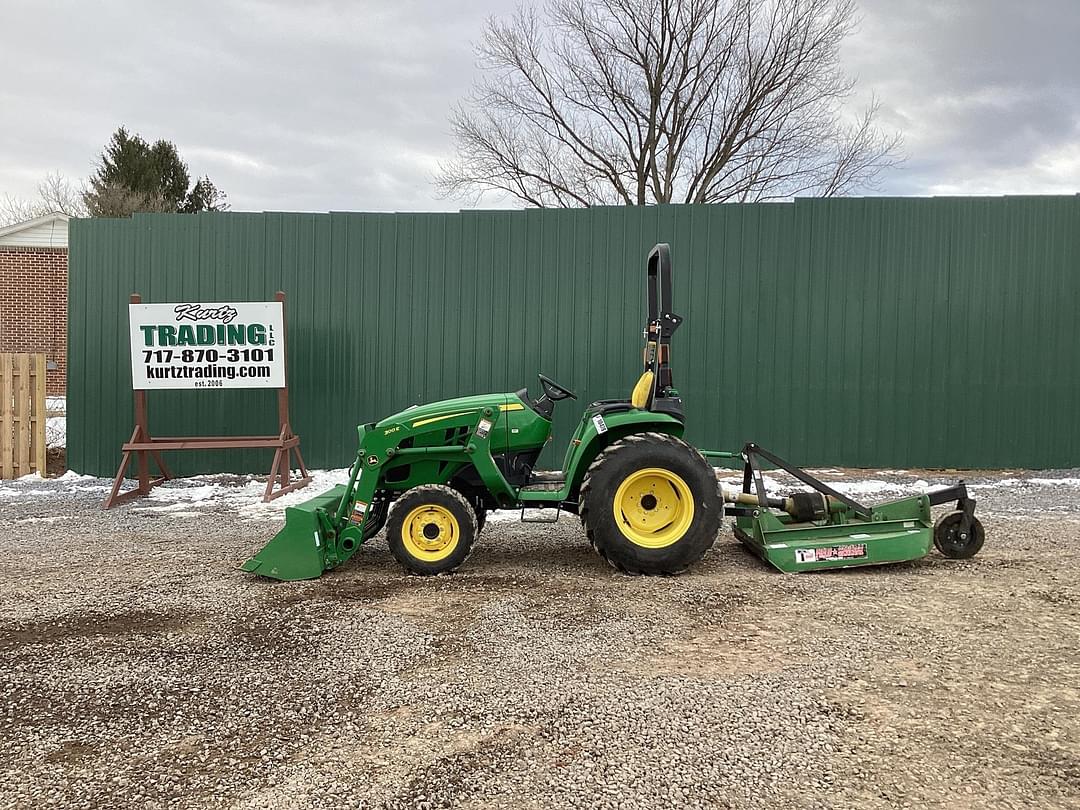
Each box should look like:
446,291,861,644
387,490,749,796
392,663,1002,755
243,403,521,580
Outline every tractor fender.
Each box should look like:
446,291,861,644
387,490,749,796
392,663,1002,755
562,411,685,496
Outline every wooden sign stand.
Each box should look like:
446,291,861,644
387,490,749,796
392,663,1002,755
104,291,311,508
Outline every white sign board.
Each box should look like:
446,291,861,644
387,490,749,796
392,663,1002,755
129,301,285,390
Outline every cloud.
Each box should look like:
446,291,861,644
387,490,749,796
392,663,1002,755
845,0,1080,195
0,0,510,212
1,0,1077,212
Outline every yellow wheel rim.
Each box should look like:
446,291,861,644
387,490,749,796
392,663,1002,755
612,467,695,548
401,504,460,562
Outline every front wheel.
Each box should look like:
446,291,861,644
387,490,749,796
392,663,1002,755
386,485,477,575
579,432,721,574
450,484,487,534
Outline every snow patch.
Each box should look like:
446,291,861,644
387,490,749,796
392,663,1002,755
146,484,228,504
821,480,915,496
970,479,1021,490
0,487,51,499
114,468,355,521
485,510,521,523
133,500,217,513
716,474,789,491
57,470,97,481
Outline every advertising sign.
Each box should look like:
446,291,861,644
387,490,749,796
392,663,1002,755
129,301,285,390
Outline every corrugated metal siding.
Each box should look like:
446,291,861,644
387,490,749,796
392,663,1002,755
67,197,1080,476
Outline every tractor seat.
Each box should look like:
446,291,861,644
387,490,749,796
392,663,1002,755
587,371,654,416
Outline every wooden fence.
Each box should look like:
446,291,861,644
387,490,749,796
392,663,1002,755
1,353,47,479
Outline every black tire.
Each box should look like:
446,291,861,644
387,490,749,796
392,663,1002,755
387,485,477,575
449,483,487,534
933,512,985,559
579,432,722,574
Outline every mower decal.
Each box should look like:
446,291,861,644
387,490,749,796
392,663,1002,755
499,403,525,412
475,418,493,439
411,410,474,428
795,544,868,564
313,531,321,548
591,414,608,434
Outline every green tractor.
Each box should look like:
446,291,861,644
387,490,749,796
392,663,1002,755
244,244,723,580
244,244,985,581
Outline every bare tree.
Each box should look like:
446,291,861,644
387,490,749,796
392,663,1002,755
437,0,901,206
82,182,175,218
0,172,87,225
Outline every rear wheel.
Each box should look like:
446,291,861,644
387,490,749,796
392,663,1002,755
387,485,477,575
580,433,721,574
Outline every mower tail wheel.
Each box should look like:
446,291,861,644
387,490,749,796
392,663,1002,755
933,511,985,559
580,432,722,574
387,485,477,575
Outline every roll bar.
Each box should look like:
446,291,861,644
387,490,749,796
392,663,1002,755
643,243,683,409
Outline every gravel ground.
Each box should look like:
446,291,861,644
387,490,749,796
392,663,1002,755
1,467,1078,809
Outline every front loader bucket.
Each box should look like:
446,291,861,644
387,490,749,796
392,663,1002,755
241,486,346,581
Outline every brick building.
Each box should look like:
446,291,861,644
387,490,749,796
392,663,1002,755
0,213,69,394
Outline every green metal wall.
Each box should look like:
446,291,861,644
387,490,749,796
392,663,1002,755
67,197,1080,475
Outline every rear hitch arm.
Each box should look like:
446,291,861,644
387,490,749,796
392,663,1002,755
740,443,873,521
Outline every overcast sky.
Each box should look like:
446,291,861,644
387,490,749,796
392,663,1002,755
1,0,1077,213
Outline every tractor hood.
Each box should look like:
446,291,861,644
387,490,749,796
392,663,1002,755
376,392,517,431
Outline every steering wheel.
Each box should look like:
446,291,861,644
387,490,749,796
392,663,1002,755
538,373,577,401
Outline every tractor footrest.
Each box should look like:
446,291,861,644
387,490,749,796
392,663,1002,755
520,481,563,492
521,470,566,493
526,469,566,483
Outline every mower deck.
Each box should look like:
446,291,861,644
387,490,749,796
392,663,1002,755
734,511,934,573
721,443,982,573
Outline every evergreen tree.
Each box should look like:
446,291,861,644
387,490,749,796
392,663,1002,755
83,127,229,216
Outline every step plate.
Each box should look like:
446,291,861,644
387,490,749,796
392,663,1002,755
519,480,564,493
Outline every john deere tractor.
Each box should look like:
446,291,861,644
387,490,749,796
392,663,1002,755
244,243,985,581
243,244,724,580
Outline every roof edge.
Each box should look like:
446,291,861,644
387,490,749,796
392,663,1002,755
0,212,71,239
